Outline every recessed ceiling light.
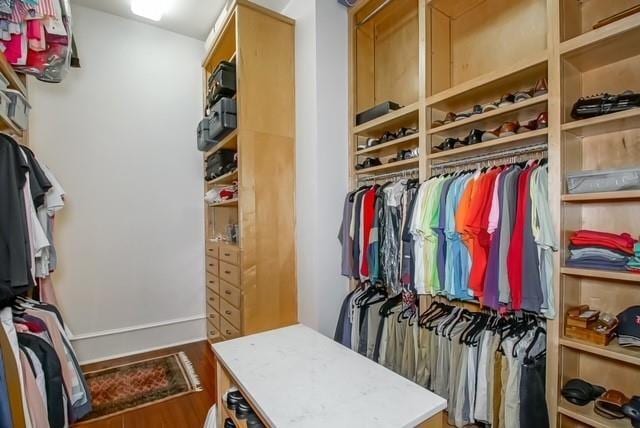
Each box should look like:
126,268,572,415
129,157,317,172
131,0,169,21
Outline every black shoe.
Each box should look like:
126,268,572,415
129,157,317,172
236,401,254,420
224,418,237,428
355,157,382,170
226,390,244,410
247,413,265,428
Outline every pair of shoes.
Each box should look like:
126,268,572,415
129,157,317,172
431,78,548,128
398,148,418,160
381,127,418,143
355,157,382,170
431,128,484,153
482,112,547,141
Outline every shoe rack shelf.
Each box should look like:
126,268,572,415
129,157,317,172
204,130,238,159
356,133,419,156
429,128,549,161
355,157,419,176
348,0,640,427
428,94,548,136
207,169,239,186
559,400,629,428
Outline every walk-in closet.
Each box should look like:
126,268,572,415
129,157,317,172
0,0,639,427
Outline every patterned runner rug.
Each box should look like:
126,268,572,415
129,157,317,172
77,352,202,423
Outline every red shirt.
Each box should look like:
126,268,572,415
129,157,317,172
360,187,377,278
507,165,534,310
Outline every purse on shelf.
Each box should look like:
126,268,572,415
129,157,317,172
571,91,640,119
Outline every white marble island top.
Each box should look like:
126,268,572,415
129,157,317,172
212,324,447,428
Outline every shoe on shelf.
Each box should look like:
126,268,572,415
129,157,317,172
224,418,237,428
247,413,265,428
465,129,484,145
355,157,382,170
379,131,398,143
226,389,244,410
482,102,499,113
396,127,418,138
366,137,380,148
532,77,548,97
236,401,254,420
498,121,519,137
498,93,515,108
535,111,548,128
432,112,457,128
514,90,532,103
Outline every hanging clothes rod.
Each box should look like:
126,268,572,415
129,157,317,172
430,142,548,170
357,166,419,183
357,0,393,26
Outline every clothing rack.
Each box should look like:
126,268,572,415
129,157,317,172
430,142,549,171
357,167,419,184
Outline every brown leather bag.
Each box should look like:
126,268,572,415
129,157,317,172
595,390,629,419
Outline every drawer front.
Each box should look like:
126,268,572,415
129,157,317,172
206,241,219,259
219,261,240,286
219,244,240,266
206,257,219,275
206,290,220,311
220,279,241,308
220,298,241,330
207,307,221,330
207,322,222,342
206,273,220,295
220,317,240,340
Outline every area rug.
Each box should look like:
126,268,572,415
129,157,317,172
77,352,202,423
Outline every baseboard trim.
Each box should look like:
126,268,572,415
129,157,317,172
79,337,207,365
70,314,205,341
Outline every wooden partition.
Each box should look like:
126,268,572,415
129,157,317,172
348,0,640,426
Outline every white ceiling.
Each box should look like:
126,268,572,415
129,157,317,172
71,0,291,40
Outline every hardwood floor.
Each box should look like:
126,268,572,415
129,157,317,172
76,341,217,428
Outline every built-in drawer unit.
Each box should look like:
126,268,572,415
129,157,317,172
219,244,240,266
219,261,240,286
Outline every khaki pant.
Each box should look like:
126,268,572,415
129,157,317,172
400,321,418,380
415,327,431,387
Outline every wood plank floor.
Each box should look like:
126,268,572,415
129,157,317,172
75,341,217,428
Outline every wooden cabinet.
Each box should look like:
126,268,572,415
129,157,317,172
202,0,298,344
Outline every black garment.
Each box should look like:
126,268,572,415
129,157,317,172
18,333,66,428
520,357,549,428
372,312,386,362
20,146,52,208
334,288,357,347
400,186,418,292
0,134,33,295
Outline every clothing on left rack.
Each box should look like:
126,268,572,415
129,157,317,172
2,298,92,428
0,133,65,306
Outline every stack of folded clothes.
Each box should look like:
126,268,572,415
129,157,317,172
626,243,640,273
566,230,637,271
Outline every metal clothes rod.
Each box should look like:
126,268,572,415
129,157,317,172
357,0,393,26
357,167,419,183
431,142,549,170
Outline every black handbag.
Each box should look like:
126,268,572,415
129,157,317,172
571,91,640,119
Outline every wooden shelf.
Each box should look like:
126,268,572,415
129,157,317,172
207,170,238,186
562,190,640,203
0,53,27,97
425,51,548,112
204,130,238,159
352,102,420,137
562,108,640,138
355,133,419,157
560,12,640,71
428,94,548,136
354,157,419,175
560,337,640,367
429,128,548,161
561,267,640,283
210,198,238,207
558,400,629,428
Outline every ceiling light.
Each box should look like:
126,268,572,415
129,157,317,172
131,0,169,21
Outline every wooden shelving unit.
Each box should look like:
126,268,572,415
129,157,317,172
355,133,419,157
348,1,640,427
202,0,297,350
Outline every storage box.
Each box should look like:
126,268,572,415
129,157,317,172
197,118,215,152
209,97,237,142
567,167,640,194
356,101,401,126
207,61,236,106
4,89,30,130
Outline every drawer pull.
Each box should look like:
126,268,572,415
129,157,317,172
226,330,232,335
209,297,215,301
209,331,215,335
225,310,232,315
224,253,231,257
209,314,215,318
224,270,231,274
225,290,231,295
209,264,214,267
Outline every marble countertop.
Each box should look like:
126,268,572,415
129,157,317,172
212,324,447,428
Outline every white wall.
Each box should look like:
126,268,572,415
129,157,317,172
281,0,350,336
29,6,205,363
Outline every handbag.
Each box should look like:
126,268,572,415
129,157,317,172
571,91,640,119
